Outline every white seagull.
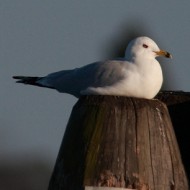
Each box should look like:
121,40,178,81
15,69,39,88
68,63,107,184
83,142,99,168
13,36,172,99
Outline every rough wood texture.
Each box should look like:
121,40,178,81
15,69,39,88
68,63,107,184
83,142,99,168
85,186,134,190
157,91,190,181
156,91,190,105
48,94,189,190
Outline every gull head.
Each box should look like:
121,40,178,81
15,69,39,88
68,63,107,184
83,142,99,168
125,36,172,61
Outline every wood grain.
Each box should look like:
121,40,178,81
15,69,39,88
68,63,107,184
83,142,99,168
48,95,189,190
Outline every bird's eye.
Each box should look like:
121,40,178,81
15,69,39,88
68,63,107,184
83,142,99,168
143,44,148,48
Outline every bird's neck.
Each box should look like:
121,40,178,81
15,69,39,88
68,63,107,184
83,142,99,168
130,55,156,65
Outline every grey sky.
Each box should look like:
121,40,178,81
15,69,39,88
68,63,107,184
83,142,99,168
1,0,190,189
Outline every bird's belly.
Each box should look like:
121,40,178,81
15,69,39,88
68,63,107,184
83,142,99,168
81,77,162,99
121,70,163,98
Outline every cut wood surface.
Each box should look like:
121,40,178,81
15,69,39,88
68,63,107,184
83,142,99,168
48,93,189,190
85,186,135,190
156,91,190,105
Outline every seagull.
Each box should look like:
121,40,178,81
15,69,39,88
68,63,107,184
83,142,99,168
13,36,172,99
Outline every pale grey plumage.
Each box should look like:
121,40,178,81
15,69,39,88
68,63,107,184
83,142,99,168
13,36,172,99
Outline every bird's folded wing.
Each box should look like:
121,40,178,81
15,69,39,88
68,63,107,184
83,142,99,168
39,60,129,97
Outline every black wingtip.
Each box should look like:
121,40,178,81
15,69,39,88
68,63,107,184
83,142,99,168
12,76,25,83
13,76,25,79
13,75,55,89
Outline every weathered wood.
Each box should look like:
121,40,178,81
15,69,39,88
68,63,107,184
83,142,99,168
156,91,190,105
85,186,135,190
48,95,189,190
157,91,190,181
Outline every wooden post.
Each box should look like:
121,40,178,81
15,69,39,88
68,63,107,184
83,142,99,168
157,91,190,181
48,95,189,190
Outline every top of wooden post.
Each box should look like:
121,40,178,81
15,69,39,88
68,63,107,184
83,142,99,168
156,91,190,105
48,92,189,190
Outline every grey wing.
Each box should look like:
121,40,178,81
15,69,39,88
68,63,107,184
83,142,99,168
39,60,128,97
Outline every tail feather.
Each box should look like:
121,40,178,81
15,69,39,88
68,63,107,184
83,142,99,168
12,76,54,89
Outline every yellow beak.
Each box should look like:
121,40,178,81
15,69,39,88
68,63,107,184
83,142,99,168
154,50,172,58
